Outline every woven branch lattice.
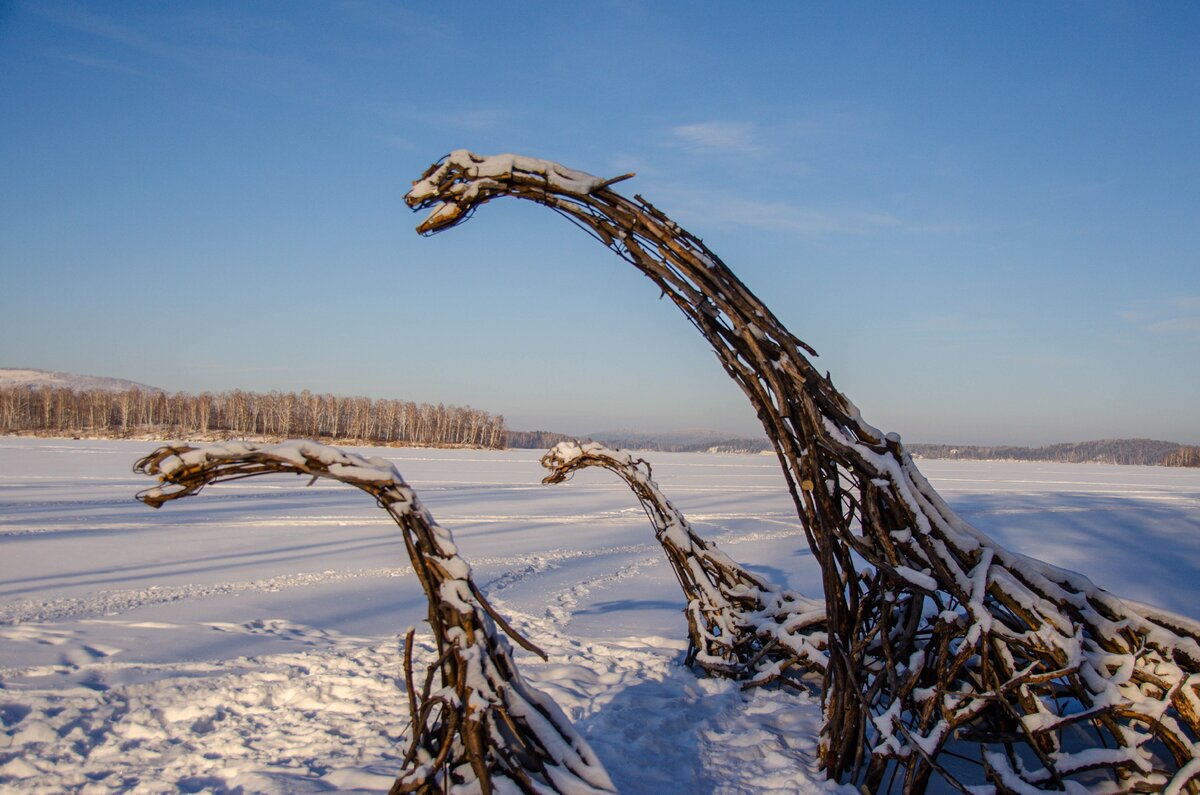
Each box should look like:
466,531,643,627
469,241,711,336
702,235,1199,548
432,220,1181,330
406,151,1200,793
540,440,826,686
134,440,615,795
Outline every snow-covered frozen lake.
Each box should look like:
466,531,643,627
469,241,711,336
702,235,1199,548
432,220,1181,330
1,437,1198,792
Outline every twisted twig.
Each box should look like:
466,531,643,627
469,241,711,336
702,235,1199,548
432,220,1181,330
406,150,1200,794
135,440,615,795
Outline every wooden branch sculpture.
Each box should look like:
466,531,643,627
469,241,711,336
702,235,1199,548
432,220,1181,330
540,440,826,686
134,440,615,795
406,151,1200,794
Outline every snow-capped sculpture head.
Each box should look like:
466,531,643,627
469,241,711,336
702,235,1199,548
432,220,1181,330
405,150,612,235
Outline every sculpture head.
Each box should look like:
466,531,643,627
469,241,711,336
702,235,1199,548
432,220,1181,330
404,150,483,234
405,150,610,235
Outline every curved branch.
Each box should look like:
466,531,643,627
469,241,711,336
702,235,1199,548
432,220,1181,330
407,150,1200,793
135,440,615,795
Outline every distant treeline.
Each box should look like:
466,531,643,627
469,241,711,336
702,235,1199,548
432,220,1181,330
0,385,506,449
907,438,1199,467
505,430,772,455
1163,446,1200,467
598,436,772,454
506,430,578,449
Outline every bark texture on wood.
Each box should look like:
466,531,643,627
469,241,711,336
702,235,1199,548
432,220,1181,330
407,150,1200,794
135,440,615,795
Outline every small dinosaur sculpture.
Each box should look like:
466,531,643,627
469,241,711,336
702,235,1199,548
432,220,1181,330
135,440,616,795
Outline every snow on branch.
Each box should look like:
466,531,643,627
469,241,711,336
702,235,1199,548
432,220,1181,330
541,440,826,685
408,151,1200,794
135,440,615,795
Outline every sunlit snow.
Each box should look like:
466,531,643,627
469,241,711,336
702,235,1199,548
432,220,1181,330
1,438,1197,792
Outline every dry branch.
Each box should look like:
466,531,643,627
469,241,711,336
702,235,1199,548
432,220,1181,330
406,150,1200,793
540,440,826,686
134,440,615,795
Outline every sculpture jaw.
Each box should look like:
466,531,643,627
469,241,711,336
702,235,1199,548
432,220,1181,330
412,199,467,235
404,156,477,235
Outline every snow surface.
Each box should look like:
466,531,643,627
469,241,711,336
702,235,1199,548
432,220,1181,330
1,438,1198,793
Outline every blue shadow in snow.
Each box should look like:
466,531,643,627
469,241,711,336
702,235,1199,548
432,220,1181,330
942,491,1200,619
572,599,682,616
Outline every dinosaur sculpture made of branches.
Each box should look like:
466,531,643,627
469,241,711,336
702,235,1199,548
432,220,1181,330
406,151,1200,794
540,440,826,686
135,440,616,795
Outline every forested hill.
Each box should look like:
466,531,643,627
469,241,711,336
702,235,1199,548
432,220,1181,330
907,439,1200,467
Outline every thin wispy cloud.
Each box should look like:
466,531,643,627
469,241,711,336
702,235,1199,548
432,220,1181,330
919,314,1003,334
779,110,879,140
668,121,763,154
29,4,150,49
445,109,510,132
920,315,967,333
176,9,298,45
1121,295,1200,336
1002,351,1086,369
665,111,878,160
724,198,901,234
382,106,511,134
45,49,163,80
1147,316,1200,334
29,3,334,99
381,134,418,151
334,0,450,37
605,153,657,179
671,193,904,235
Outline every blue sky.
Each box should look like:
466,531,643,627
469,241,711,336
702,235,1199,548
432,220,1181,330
2,2,1198,445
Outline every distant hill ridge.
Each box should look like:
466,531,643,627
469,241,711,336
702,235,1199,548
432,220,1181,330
593,434,771,454
907,438,1199,467
506,428,773,455
510,429,1199,467
0,368,160,393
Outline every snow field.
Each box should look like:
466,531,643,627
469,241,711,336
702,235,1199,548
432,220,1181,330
1,439,1198,792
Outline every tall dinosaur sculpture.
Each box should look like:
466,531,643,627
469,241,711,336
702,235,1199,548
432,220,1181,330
406,151,1200,793
135,440,616,795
